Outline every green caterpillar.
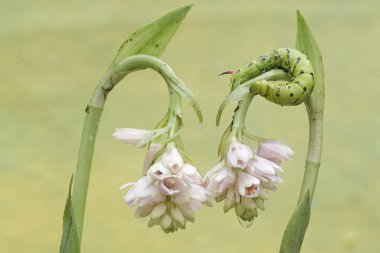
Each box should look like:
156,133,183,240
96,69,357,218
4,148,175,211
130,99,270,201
228,48,314,106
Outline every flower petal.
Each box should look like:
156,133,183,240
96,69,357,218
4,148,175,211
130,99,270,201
147,161,170,180
257,140,294,164
151,203,167,219
113,128,150,146
171,207,185,225
162,147,184,173
226,139,253,168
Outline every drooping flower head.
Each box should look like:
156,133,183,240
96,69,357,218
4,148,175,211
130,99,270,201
119,144,212,233
205,137,293,223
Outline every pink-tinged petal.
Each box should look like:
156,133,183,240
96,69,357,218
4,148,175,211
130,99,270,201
205,165,236,195
123,176,152,204
203,162,225,184
142,143,163,175
160,175,184,196
218,170,236,192
258,140,294,163
135,205,155,218
248,157,274,175
147,161,170,180
182,163,197,175
182,164,202,184
237,172,260,197
151,203,167,219
214,170,228,182
112,128,150,146
188,184,212,202
137,184,158,199
162,147,184,173
226,139,253,168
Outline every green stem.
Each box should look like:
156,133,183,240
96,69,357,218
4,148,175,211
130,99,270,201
232,95,253,141
71,105,103,241
167,89,182,139
279,109,323,253
297,110,323,203
279,10,325,253
229,69,289,143
70,55,183,244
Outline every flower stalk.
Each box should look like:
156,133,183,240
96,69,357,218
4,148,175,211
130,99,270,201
60,5,192,252
113,61,210,233
205,68,295,226
279,10,324,253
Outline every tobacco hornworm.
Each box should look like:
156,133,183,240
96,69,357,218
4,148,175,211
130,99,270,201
227,48,314,106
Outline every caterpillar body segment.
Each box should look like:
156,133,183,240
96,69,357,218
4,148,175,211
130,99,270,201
230,48,314,106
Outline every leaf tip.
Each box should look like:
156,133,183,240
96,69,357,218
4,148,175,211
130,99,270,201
175,3,193,20
216,111,222,127
198,111,204,123
296,10,305,23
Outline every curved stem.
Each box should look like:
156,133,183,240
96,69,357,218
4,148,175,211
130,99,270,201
279,11,324,253
228,69,289,143
70,55,184,243
297,110,323,203
232,95,253,141
166,89,183,150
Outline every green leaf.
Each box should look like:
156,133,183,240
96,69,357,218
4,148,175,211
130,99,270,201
296,10,325,114
112,4,192,65
280,191,311,253
216,84,250,126
60,176,80,253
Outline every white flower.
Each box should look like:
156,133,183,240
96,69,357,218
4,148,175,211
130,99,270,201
112,128,150,146
257,140,294,164
182,164,203,184
247,157,284,186
226,139,253,168
204,162,236,194
162,147,184,174
120,146,212,233
204,139,292,222
160,175,184,195
237,172,260,198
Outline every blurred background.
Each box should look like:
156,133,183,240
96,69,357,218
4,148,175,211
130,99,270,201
1,0,379,252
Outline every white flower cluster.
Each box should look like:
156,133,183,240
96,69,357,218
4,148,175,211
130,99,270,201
204,139,293,222
115,128,212,233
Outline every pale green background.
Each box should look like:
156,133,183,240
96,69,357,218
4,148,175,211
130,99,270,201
1,0,379,252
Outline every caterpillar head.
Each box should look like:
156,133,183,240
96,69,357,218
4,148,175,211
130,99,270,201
219,70,237,90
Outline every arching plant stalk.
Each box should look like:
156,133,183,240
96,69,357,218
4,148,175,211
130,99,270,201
59,5,193,253
280,11,325,253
